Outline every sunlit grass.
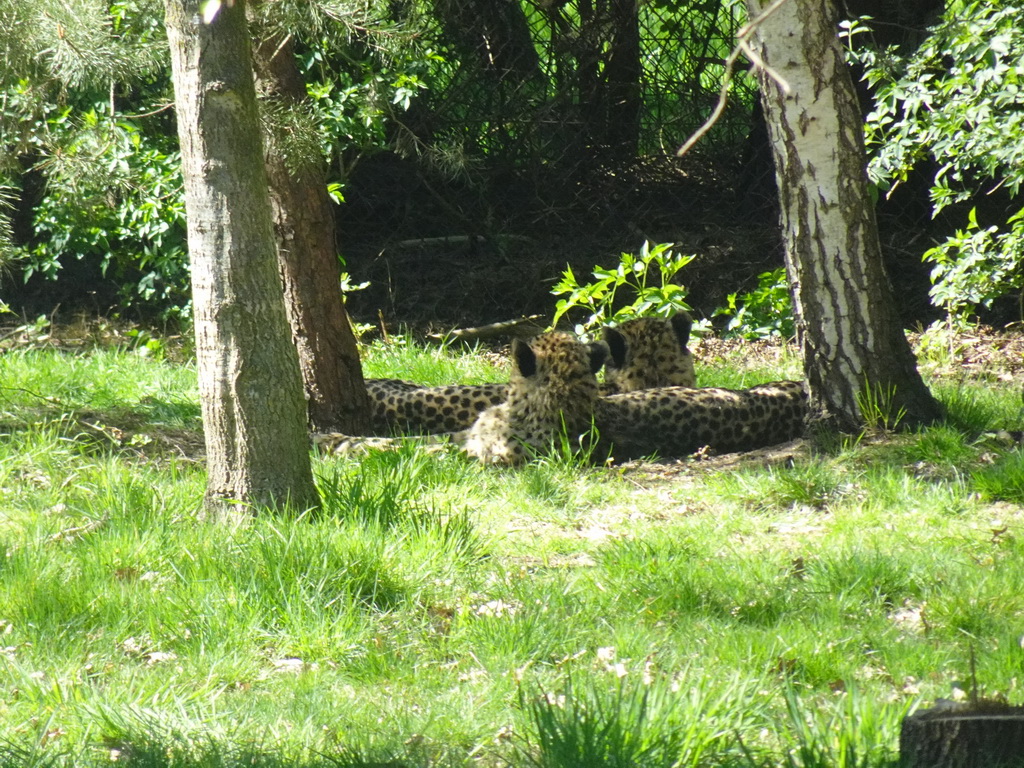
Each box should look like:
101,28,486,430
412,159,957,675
361,335,506,385
0,338,1021,766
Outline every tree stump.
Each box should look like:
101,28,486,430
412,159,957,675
900,703,1024,767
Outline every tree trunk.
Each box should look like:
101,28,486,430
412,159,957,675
745,0,943,430
165,0,318,515
250,27,371,435
600,0,642,158
431,0,540,84
900,705,1024,768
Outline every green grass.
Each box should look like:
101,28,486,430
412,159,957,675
361,336,506,385
0,337,1022,767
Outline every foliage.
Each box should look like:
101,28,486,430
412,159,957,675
517,671,756,768
550,241,695,337
303,52,442,171
855,2,1024,320
8,314,54,349
24,112,190,318
0,0,166,94
256,0,443,174
4,0,767,319
2,0,433,320
713,266,794,340
924,207,1024,320
0,0,189,318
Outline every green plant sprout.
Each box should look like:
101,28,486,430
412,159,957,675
714,267,795,340
550,241,695,337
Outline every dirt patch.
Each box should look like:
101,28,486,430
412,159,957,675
613,438,812,484
911,326,1024,384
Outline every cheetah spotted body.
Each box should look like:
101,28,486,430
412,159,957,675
364,313,695,435
319,315,809,464
594,380,808,460
317,332,607,464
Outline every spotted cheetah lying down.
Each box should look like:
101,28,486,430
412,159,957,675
593,381,808,461
364,313,695,435
316,329,808,465
318,331,607,463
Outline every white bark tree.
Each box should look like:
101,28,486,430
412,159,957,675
165,0,318,514
744,0,942,430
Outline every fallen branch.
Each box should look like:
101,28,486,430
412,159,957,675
428,315,546,341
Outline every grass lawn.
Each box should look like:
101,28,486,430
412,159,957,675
0,326,1022,767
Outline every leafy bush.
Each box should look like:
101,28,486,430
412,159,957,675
714,266,794,339
550,241,695,336
3,1,434,321
0,0,190,319
855,2,1024,320
25,112,190,319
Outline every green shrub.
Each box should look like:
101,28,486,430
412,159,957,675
714,266,794,340
856,2,1024,321
25,113,190,319
550,241,695,336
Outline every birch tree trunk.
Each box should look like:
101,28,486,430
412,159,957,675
744,0,943,430
165,0,318,514
251,27,371,435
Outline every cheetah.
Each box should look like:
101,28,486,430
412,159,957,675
317,331,608,464
601,312,696,394
320,377,808,465
593,380,808,461
365,378,507,435
364,312,695,435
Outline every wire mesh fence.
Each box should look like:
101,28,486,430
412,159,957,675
397,0,757,175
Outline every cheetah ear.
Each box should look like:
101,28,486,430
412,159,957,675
602,327,627,369
512,338,538,378
587,341,609,374
670,311,693,351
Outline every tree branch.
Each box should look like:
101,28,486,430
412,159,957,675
677,0,792,157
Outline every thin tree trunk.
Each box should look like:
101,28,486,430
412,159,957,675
165,0,318,515
745,0,943,430
251,28,371,434
601,0,641,157
431,0,540,84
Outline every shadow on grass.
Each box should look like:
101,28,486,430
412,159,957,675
0,396,203,460
0,740,423,768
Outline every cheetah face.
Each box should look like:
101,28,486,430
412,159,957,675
464,332,607,464
602,312,696,393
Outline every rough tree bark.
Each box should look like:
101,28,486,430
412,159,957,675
744,0,943,430
250,26,370,434
165,0,318,514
